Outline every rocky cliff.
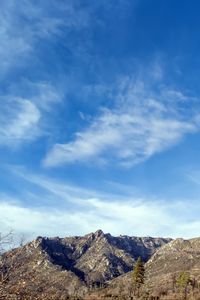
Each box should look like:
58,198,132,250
95,237,200,299
0,229,171,298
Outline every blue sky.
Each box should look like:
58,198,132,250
1,0,200,239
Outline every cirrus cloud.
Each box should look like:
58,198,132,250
44,76,199,168
0,83,62,147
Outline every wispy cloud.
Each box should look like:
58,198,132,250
0,0,90,76
0,99,41,145
0,83,62,147
0,0,134,79
1,167,199,239
44,75,199,167
11,166,109,203
187,170,200,186
0,185,200,239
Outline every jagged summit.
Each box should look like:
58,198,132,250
94,229,104,237
0,230,171,298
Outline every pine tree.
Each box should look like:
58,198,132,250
132,256,145,297
176,271,190,300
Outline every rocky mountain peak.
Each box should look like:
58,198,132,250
94,229,104,238
0,231,172,298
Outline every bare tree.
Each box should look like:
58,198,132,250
0,231,15,298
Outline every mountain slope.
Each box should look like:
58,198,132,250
36,229,171,284
96,237,200,299
145,237,200,288
0,236,87,299
0,230,171,298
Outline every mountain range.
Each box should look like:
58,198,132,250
1,230,200,299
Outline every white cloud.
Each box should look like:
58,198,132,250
186,171,200,188
0,0,90,76
0,7,31,75
0,99,41,146
10,165,122,203
1,168,199,240
44,77,199,167
0,193,200,240
27,82,62,111
0,83,62,147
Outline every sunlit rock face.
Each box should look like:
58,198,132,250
0,230,171,298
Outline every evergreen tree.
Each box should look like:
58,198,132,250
132,256,145,297
176,271,190,300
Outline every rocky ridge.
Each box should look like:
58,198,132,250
145,237,200,288
95,237,200,299
0,229,171,298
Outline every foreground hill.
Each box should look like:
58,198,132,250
0,230,170,299
145,237,200,292
95,237,200,299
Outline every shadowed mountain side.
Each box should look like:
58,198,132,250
0,230,171,298
92,237,200,299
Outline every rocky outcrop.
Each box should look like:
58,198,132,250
95,237,200,299
0,230,171,298
32,230,171,285
145,237,200,288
